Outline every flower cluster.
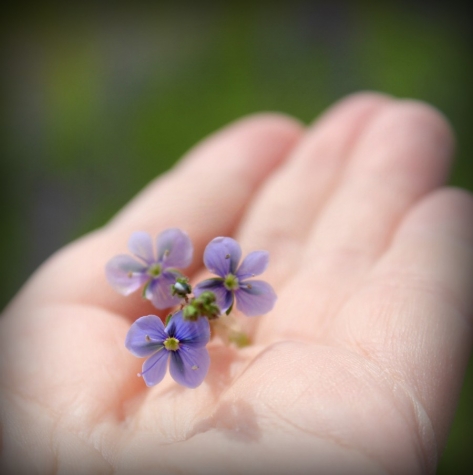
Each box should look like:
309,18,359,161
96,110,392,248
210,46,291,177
106,229,276,389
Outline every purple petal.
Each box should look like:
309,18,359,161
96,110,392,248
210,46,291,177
105,255,148,295
146,271,182,309
193,278,233,314
141,348,169,387
235,280,277,317
125,315,167,357
203,237,242,277
169,346,210,388
237,251,269,279
156,228,193,269
128,231,155,264
166,311,210,348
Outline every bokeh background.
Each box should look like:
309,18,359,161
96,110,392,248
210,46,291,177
1,1,472,472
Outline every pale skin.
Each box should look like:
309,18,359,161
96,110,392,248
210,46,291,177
1,92,472,474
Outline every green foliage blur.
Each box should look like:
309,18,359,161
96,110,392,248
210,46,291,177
1,2,472,472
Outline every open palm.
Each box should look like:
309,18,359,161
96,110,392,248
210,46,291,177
2,93,472,474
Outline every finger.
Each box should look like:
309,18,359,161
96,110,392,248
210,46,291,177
304,100,454,275
7,114,303,319
258,101,455,343
332,188,473,450
237,92,392,285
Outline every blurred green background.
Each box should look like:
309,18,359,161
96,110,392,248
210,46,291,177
1,2,472,472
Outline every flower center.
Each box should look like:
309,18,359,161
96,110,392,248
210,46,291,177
164,337,180,351
224,273,239,291
148,263,162,278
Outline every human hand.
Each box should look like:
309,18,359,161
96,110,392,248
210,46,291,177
1,93,472,474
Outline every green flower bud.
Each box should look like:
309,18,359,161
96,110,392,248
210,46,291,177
171,277,192,297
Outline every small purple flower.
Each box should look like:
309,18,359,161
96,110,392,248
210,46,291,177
126,311,210,388
194,237,277,317
106,229,193,309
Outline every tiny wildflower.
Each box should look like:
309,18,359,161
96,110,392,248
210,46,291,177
106,229,193,309
107,228,277,389
194,237,277,316
125,311,210,388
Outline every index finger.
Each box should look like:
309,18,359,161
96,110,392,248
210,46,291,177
7,114,303,319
